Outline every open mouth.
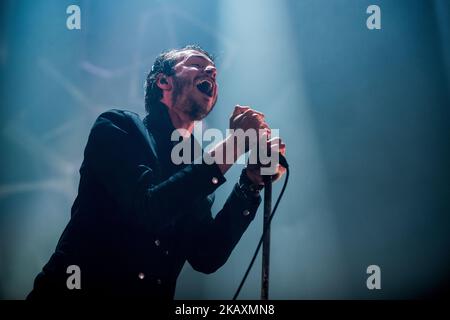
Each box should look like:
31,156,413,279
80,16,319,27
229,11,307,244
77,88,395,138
195,79,214,97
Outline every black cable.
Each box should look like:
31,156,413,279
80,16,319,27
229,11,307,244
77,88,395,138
232,164,290,300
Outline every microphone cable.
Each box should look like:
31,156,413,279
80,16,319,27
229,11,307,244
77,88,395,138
232,155,290,300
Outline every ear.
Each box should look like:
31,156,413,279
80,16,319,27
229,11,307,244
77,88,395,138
156,74,172,91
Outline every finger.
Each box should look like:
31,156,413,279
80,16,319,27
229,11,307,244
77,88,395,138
267,141,286,158
259,127,271,140
232,113,245,123
272,165,286,181
233,105,250,116
267,137,282,148
235,109,255,123
272,171,282,181
251,110,265,118
251,113,265,121
269,144,281,155
267,138,286,149
259,122,270,131
240,112,269,129
237,108,265,119
233,108,255,122
240,108,265,120
267,137,281,143
241,109,255,116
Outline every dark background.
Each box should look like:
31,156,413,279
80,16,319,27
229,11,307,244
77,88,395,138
0,0,449,299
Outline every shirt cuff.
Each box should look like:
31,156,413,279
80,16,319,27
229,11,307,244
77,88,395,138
189,161,226,196
230,182,262,220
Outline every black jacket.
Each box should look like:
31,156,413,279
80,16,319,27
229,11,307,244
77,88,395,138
28,103,261,299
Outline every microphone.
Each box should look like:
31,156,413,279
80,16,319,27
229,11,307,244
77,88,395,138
254,149,288,170
252,138,289,170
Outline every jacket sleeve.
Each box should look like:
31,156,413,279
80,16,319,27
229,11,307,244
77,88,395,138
83,110,226,232
185,184,261,274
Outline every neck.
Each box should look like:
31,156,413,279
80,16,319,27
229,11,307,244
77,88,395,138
166,105,195,138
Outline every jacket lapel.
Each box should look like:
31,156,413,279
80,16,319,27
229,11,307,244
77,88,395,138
124,111,161,175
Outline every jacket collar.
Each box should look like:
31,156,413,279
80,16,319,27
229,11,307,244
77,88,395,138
144,101,176,143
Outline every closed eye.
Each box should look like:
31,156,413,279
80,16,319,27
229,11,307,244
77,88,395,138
190,64,204,68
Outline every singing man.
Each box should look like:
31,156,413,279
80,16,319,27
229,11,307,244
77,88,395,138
28,45,286,299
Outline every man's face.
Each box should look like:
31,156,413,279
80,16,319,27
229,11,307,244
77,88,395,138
169,50,218,121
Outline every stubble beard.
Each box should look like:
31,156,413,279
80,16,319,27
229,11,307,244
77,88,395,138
172,76,216,121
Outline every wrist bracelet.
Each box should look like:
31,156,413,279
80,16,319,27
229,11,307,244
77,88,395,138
238,169,263,197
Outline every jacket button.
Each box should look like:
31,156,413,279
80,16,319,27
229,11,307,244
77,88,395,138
243,209,250,216
156,279,162,285
211,177,218,184
154,239,160,246
138,272,145,280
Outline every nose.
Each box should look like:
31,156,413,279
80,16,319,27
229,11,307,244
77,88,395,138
204,65,217,80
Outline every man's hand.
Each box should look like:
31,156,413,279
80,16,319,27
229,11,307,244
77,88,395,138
210,105,270,175
246,137,287,185
229,105,270,154
229,105,269,133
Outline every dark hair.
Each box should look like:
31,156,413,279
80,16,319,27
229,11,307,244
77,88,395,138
144,44,215,113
